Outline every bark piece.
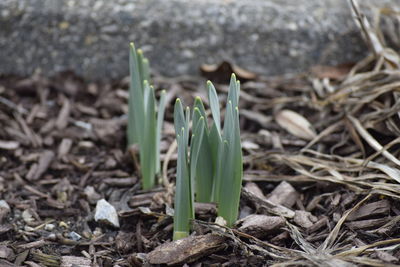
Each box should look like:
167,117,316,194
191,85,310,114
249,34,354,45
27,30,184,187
147,234,225,265
307,216,328,234
237,215,285,238
244,182,265,199
347,200,390,221
26,150,54,181
0,259,16,267
0,245,14,260
242,187,295,218
345,218,387,229
57,138,72,159
194,202,217,216
266,181,298,208
294,210,318,228
56,97,71,130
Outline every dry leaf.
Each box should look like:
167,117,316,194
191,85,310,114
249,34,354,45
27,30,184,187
200,61,257,83
310,63,354,80
275,110,317,140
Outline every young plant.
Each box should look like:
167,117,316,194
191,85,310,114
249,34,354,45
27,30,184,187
173,99,205,240
173,74,243,239
207,74,243,226
127,43,166,190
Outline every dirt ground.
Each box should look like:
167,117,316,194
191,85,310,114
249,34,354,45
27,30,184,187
1,58,400,266
1,4,400,267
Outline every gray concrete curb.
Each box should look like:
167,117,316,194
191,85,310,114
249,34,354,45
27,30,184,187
0,0,397,81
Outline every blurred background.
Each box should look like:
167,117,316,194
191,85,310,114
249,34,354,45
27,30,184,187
1,0,396,81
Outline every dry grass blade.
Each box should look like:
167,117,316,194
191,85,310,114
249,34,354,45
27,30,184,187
347,115,400,169
336,238,400,257
320,194,371,251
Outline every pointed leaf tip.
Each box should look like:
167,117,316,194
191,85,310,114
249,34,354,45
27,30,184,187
231,73,236,79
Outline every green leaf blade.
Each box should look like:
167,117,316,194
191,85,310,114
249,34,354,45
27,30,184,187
173,130,192,240
155,90,166,174
140,82,157,190
207,81,221,135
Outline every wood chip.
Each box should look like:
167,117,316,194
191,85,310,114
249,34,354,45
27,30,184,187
293,210,318,228
56,97,71,130
345,218,387,230
0,245,14,260
0,259,16,267
0,140,19,150
237,215,285,238
26,150,54,181
57,138,72,159
266,181,299,208
244,182,265,199
242,187,295,218
147,234,225,265
347,200,390,221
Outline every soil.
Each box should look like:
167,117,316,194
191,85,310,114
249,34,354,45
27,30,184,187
0,63,400,267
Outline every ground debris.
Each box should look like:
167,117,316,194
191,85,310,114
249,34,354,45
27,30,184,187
94,199,120,228
293,210,318,228
237,214,285,238
146,234,226,265
60,256,92,267
266,181,299,208
26,150,54,181
347,200,390,221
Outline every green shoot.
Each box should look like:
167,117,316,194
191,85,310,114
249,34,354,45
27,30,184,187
173,99,192,240
212,74,243,226
127,43,166,190
173,74,243,239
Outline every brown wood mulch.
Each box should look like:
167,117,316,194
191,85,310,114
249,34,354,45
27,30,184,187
1,2,400,266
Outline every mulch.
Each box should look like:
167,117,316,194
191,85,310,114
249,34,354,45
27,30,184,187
1,2,400,266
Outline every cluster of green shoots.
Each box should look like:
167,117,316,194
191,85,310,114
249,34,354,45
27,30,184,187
127,44,243,240
127,43,166,190
173,74,243,240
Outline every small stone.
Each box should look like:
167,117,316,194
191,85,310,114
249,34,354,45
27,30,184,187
94,199,120,228
22,209,34,224
59,221,69,228
0,200,10,211
93,227,102,237
215,216,227,227
0,200,11,222
47,233,57,241
24,225,35,231
45,223,55,231
68,231,82,241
